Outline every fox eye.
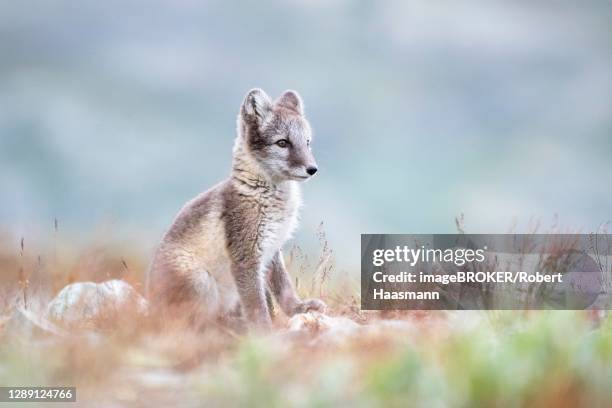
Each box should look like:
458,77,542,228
275,139,290,148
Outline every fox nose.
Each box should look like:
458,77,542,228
306,166,318,176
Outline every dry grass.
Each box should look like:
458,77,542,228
0,228,611,407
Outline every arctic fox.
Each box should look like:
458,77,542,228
147,89,326,330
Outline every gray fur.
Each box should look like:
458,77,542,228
147,89,326,330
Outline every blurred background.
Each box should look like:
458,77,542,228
1,0,611,272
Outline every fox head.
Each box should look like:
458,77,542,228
236,88,318,183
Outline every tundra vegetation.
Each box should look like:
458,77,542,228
0,226,610,407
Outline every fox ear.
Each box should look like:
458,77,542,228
241,88,272,125
276,90,303,115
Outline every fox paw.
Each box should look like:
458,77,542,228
293,298,327,315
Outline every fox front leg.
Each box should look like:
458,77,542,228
230,259,272,330
268,251,327,316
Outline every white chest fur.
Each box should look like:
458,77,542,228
258,182,302,265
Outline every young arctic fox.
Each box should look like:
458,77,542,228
147,89,326,330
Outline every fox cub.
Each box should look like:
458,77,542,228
148,89,326,330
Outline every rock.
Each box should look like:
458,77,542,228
2,306,67,338
46,280,148,328
287,312,360,334
285,312,362,345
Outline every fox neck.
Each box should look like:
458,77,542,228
230,137,303,238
